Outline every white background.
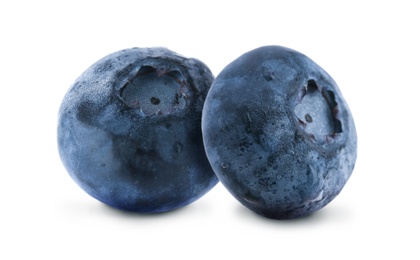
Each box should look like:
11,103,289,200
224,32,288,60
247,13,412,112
1,1,419,259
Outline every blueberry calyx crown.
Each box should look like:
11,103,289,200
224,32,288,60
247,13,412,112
119,65,188,116
294,79,342,143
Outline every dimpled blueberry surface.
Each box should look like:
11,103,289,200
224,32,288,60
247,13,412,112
58,47,218,213
202,45,357,219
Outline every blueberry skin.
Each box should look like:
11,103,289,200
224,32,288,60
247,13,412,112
58,47,218,213
202,45,357,219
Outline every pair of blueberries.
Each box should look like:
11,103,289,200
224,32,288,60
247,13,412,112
57,46,357,219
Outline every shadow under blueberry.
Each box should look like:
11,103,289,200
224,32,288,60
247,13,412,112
234,202,352,225
97,202,198,220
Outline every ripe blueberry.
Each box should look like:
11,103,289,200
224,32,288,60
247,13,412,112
202,45,357,219
58,47,218,213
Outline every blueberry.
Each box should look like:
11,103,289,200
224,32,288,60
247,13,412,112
202,45,357,219
58,47,218,213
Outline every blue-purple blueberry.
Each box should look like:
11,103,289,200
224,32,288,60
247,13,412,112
58,47,218,213
202,45,357,219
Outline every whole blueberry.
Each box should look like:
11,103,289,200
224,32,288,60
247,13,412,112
202,45,357,219
58,47,218,213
